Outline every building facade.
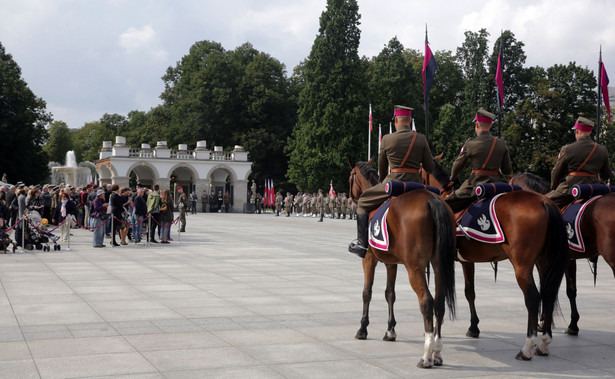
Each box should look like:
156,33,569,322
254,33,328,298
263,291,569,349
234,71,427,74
95,137,252,212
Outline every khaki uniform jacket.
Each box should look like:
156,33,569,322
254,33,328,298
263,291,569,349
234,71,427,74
550,136,611,193
449,131,512,195
378,126,434,184
358,126,433,214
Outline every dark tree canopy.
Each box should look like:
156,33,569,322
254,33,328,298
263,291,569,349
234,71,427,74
0,42,51,184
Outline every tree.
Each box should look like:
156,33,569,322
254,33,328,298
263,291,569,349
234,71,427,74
0,42,51,184
44,121,73,164
456,29,491,125
287,0,368,192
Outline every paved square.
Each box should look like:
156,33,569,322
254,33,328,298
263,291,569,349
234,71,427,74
0,212,613,378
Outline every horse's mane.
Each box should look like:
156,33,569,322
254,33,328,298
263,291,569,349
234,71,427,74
356,161,380,186
431,159,451,188
513,172,550,194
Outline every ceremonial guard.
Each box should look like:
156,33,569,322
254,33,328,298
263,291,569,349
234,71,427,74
349,105,434,258
275,191,283,216
339,193,347,219
546,116,611,207
177,186,187,232
445,108,512,213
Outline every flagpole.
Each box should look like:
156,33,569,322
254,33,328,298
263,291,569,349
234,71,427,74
368,104,372,160
597,46,602,144
425,26,429,145
498,31,503,138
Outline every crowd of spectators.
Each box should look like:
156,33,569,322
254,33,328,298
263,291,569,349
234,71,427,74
0,182,180,249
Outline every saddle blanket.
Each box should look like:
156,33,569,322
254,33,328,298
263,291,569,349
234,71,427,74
369,199,391,251
563,196,601,252
456,193,506,243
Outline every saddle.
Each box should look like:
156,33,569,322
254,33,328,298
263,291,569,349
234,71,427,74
455,183,522,243
368,181,441,251
562,184,614,252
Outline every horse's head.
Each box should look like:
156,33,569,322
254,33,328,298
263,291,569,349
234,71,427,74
509,173,550,194
421,153,454,197
348,157,378,202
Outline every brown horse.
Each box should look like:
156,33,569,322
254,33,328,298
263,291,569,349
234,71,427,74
348,159,456,368
511,172,615,335
424,159,569,360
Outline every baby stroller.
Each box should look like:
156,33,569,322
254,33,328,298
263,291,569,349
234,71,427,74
0,223,16,253
14,211,61,252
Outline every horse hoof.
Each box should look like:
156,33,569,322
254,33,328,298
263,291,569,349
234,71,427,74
535,346,549,356
565,327,579,336
355,331,367,340
466,328,480,338
416,358,433,369
515,351,532,361
382,331,396,341
432,354,443,366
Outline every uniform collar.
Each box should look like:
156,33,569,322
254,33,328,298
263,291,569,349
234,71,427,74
478,131,492,136
576,135,592,141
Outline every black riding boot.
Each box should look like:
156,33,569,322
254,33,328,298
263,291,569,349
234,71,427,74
348,213,368,258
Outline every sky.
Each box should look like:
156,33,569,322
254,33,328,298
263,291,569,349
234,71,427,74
1,0,614,129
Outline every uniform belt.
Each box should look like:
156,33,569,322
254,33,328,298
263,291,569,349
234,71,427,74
568,171,598,177
471,169,499,176
391,168,420,174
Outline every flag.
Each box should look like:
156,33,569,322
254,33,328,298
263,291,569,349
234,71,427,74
369,104,373,133
389,122,392,134
378,124,382,151
422,35,437,109
328,181,336,198
269,179,275,206
495,39,504,112
601,61,611,123
412,118,416,132
263,180,269,206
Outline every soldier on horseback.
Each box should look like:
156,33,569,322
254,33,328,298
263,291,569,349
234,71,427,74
348,105,434,258
546,116,611,208
444,108,512,213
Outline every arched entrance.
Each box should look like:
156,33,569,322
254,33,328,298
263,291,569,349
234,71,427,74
209,167,235,211
128,164,157,188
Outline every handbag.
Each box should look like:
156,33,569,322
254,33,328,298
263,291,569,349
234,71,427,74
160,203,168,211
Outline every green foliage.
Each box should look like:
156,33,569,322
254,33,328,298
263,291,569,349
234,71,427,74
44,121,73,164
0,42,51,184
287,0,367,192
457,29,492,121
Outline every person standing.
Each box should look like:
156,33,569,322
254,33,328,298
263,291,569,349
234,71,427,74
158,189,174,244
190,191,198,215
349,105,434,258
546,116,611,207
146,184,161,243
201,189,208,213
52,191,76,243
223,191,230,213
91,189,107,247
109,184,124,247
132,187,147,244
444,108,512,213
177,186,187,232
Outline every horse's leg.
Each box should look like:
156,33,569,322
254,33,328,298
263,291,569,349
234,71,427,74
356,252,377,340
407,267,435,368
512,263,540,361
565,260,580,336
431,264,446,366
461,261,480,338
383,263,398,341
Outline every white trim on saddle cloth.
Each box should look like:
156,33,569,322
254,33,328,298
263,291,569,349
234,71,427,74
369,206,390,251
456,193,505,243
564,195,601,253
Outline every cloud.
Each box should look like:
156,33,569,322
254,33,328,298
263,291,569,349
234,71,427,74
118,24,168,59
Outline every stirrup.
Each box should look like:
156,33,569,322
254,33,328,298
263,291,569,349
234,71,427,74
348,240,367,258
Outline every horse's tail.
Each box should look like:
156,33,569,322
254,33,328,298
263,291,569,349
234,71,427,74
428,196,456,319
540,200,569,314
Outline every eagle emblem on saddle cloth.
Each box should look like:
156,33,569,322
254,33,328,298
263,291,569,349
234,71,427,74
456,193,506,243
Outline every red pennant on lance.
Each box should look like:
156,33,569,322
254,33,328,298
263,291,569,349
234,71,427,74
422,41,437,109
496,49,504,112
601,61,611,123
369,104,373,133
328,181,336,197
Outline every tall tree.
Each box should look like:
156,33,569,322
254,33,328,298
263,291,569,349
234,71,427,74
287,0,367,192
0,42,51,184
456,29,491,125
44,121,73,164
